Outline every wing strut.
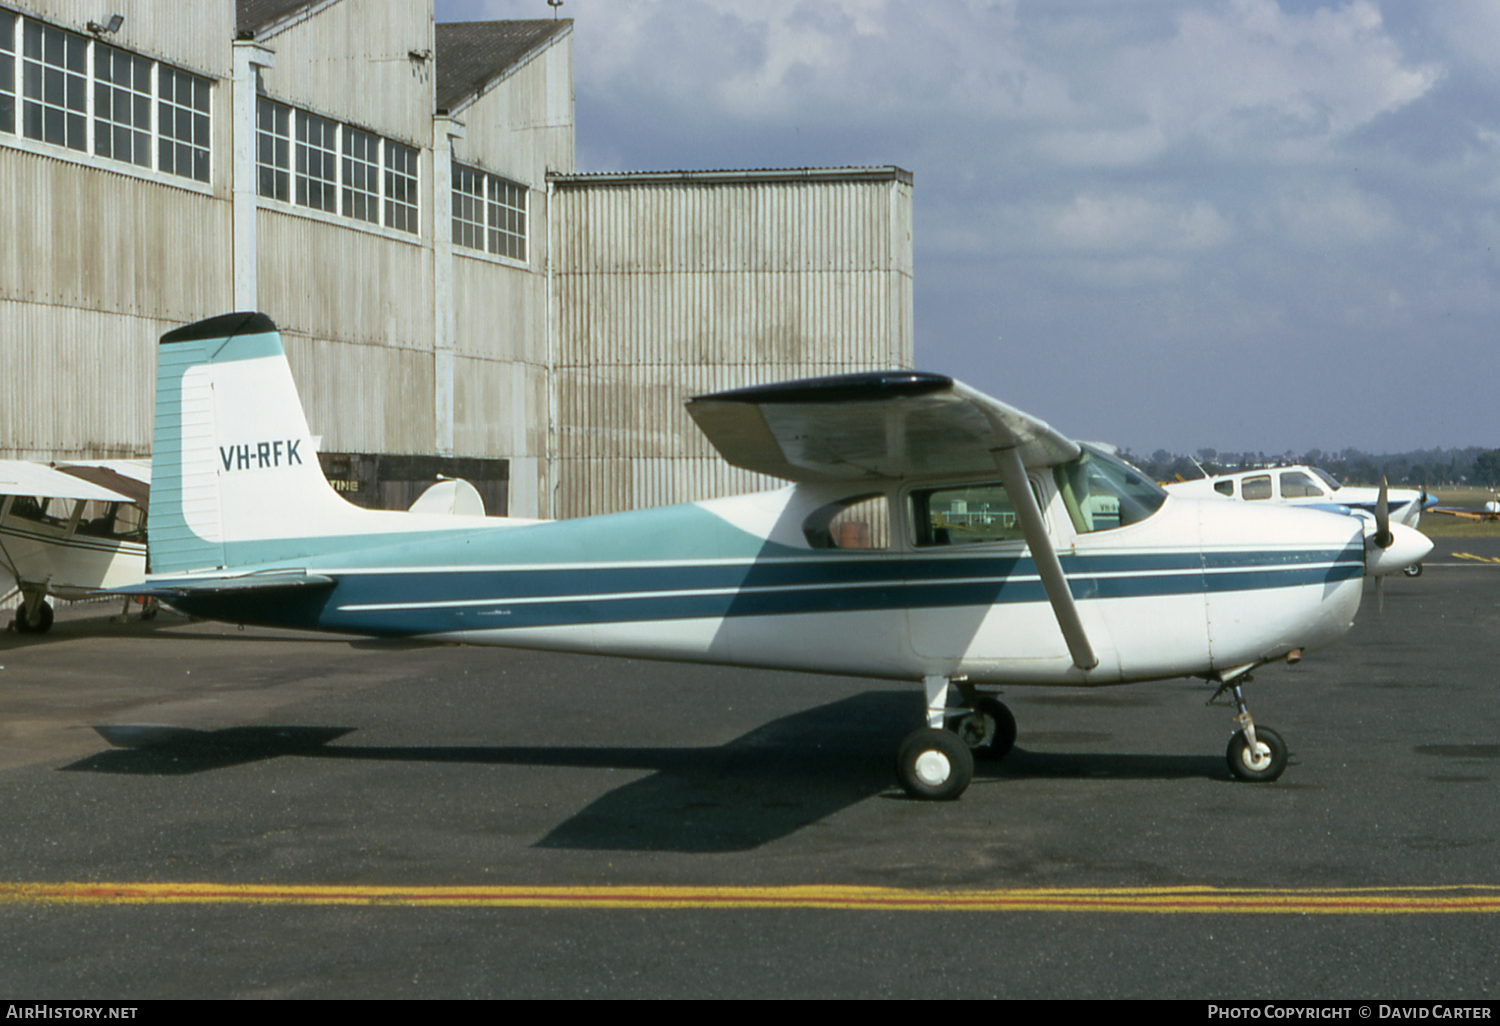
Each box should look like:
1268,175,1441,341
993,447,1098,671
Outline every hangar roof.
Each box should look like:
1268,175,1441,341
435,20,572,115
236,0,318,37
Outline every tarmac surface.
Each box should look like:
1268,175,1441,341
1,539,1498,998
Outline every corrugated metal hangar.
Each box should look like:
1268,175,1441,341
0,0,913,519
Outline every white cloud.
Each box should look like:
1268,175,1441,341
1043,194,1232,254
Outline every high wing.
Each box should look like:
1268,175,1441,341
685,371,1081,483
0,460,142,505
687,371,1098,670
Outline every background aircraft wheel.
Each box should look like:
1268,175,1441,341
1226,726,1287,783
1403,562,1423,577
955,697,1017,761
896,728,974,801
14,600,54,634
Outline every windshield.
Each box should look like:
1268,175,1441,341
1309,467,1340,492
1053,444,1167,533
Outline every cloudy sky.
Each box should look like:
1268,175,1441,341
436,0,1498,457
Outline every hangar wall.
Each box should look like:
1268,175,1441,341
0,0,914,521
547,169,915,519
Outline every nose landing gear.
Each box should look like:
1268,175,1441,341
1210,672,1289,783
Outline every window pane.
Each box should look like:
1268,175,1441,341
158,65,210,181
341,126,379,224
22,22,85,151
489,173,527,261
295,110,337,212
93,44,151,167
384,140,417,233
1,11,18,134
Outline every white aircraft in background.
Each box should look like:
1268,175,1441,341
122,312,1428,800
1165,466,1435,576
1,460,151,632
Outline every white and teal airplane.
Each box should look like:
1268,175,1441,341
124,312,1431,801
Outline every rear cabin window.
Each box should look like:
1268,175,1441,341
802,494,890,550
1214,480,1235,497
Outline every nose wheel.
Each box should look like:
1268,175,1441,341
1227,725,1287,782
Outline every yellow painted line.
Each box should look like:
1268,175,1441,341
4,883,1500,913
1452,552,1500,564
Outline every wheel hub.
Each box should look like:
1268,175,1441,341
913,750,951,787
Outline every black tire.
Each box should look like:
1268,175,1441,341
1403,562,1423,577
896,728,974,801
14,601,54,634
954,697,1017,761
1226,726,1287,783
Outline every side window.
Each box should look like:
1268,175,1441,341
802,494,889,550
1242,475,1272,500
910,482,1024,547
1214,480,1234,497
1280,471,1323,498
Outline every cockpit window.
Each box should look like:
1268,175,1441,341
1279,471,1324,498
910,482,1026,547
1309,467,1340,492
1053,444,1166,533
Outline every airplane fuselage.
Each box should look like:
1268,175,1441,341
158,478,1365,689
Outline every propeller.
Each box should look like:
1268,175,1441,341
1373,475,1392,612
1374,475,1393,550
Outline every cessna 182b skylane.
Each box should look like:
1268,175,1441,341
124,313,1431,800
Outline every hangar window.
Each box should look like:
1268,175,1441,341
2,12,211,182
256,97,290,201
21,19,87,151
158,65,209,182
256,96,419,236
295,109,338,212
1,11,16,135
452,162,527,263
384,140,418,234
342,127,380,224
93,43,150,168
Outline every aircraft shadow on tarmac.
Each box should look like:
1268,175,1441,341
64,692,1228,852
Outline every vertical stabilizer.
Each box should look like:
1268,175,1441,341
149,312,370,574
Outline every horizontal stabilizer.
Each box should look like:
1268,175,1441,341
113,570,334,598
686,371,1081,483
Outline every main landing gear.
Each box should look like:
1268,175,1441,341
895,677,1017,801
9,592,55,634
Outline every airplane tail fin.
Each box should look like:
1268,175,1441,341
149,312,377,575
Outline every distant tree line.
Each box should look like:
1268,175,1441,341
1121,446,1500,488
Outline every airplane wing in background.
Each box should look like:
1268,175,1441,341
685,371,1082,483
0,460,142,505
